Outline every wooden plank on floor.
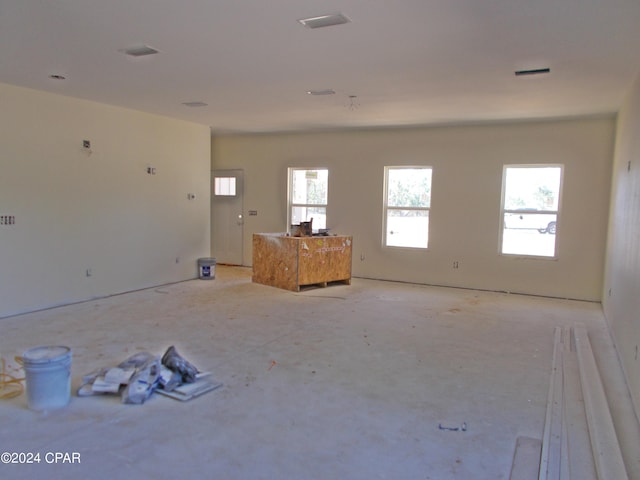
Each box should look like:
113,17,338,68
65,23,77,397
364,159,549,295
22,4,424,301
539,327,563,480
561,326,597,479
559,327,571,480
573,325,629,480
510,437,542,480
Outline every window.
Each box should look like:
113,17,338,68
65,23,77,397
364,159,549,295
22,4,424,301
500,165,563,257
288,168,328,230
214,176,236,196
384,166,432,248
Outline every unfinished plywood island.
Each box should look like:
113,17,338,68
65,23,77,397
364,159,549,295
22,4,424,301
252,233,352,291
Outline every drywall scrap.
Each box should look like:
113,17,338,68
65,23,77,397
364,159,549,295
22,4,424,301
78,346,221,404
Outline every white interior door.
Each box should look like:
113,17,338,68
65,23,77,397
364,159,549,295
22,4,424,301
211,169,244,265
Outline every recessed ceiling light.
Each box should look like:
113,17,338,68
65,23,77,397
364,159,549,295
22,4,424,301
307,89,336,96
515,68,550,77
298,13,350,29
48,74,66,80
121,45,159,57
182,101,208,107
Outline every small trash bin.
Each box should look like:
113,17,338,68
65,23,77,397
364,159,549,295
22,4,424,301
197,257,216,280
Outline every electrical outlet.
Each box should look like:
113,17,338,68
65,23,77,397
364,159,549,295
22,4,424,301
0,215,16,225
453,261,459,269
83,140,91,149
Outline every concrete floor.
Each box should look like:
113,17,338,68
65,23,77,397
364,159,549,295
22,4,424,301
0,266,638,479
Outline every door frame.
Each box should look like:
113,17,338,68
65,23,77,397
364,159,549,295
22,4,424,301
211,169,244,265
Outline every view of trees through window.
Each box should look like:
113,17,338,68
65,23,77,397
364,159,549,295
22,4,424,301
289,168,328,230
384,167,432,248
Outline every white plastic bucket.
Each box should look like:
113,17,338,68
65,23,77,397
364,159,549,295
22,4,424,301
197,257,216,280
23,346,72,411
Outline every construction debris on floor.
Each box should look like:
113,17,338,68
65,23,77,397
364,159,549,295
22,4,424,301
438,421,468,432
0,356,25,400
78,346,222,404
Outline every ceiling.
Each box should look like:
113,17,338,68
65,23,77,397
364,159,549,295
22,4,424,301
1,0,639,134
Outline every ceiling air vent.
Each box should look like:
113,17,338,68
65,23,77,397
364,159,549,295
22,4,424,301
298,13,350,29
182,102,208,107
515,68,550,77
122,45,159,57
307,89,336,96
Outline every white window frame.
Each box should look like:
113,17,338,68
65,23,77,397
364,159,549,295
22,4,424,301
287,167,328,232
499,164,563,258
383,166,432,249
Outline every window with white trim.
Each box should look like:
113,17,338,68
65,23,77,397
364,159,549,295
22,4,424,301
383,166,432,248
288,168,328,231
500,165,563,257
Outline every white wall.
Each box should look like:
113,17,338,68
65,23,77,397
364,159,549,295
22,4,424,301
0,83,211,318
212,117,614,301
603,70,640,416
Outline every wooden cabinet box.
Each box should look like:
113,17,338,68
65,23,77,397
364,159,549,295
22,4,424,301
252,234,352,291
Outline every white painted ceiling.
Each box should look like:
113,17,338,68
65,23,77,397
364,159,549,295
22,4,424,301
1,0,639,134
